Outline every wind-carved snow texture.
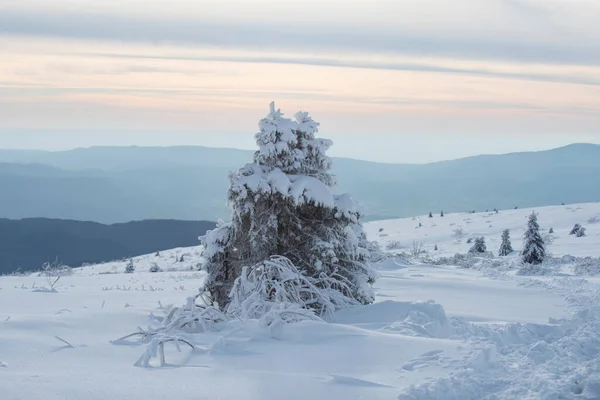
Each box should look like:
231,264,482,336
1,202,600,399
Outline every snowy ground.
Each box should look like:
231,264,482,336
1,203,600,399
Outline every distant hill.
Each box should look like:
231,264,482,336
1,143,599,223
0,218,216,274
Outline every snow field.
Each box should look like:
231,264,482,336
1,202,600,399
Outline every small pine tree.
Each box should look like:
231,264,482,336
434,244,438,251
548,227,554,234
466,237,473,244
576,227,586,237
469,237,486,254
179,255,185,263
440,211,444,217
429,212,433,218
419,222,422,227
522,212,545,265
125,259,135,274
498,229,513,256
569,224,582,235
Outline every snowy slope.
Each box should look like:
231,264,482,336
1,203,599,399
365,202,600,258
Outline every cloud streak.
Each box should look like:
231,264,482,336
0,0,599,161
1,3,600,65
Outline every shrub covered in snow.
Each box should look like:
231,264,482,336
570,223,583,235
149,263,162,273
201,102,377,314
227,256,347,323
385,240,403,251
576,226,587,237
469,237,487,254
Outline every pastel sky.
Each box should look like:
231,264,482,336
1,0,599,163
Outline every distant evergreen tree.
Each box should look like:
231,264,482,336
522,212,545,265
125,259,135,273
469,237,486,254
548,227,554,234
498,229,513,256
419,222,422,227
428,212,433,218
569,224,582,235
440,211,444,217
434,244,438,251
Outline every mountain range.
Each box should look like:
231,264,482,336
1,143,599,223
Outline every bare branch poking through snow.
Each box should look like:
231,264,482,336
134,337,195,368
411,241,426,257
54,336,75,348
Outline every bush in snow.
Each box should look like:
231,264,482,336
573,256,600,275
576,226,586,237
149,263,162,273
588,216,598,224
452,228,465,239
434,244,438,251
548,227,554,234
468,237,487,254
411,241,426,257
521,212,545,265
125,260,135,274
569,223,582,235
386,240,403,250
466,237,473,244
440,211,444,217
367,241,391,263
36,260,71,291
428,212,433,218
201,102,377,314
228,256,344,322
498,229,513,256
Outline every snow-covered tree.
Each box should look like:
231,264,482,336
548,227,554,234
202,102,377,314
428,212,433,218
522,212,545,265
468,237,486,254
569,224,582,235
125,259,135,274
434,244,438,251
498,229,513,256
440,211,444,217
576,226,586,237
